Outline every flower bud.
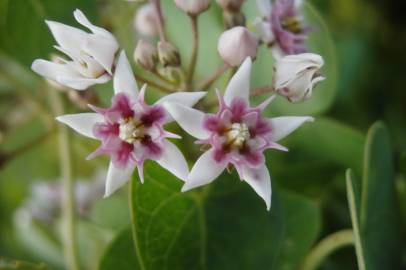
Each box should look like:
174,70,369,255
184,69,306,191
134,39,158,71
134,3,160,38
217,26,258,67
273,53,325,103
216,0,245,12
157,41,181,67
174,0,211,16
223,10,245,28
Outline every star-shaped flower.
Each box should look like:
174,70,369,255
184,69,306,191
164,58,313,210
56,51,206,196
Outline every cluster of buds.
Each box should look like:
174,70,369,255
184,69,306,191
216,0,246,28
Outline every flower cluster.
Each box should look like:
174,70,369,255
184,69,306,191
31,1,325,210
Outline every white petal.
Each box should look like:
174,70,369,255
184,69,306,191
56,113,104,139
256,0,272,18
163,102,210,140
104,161,135,197
242,164,272,210
46,20,87,53
156,140,189,181
114,51,139,99
155,91,206,123
58,73,111,90
83,34,119,75
224,57,252,106
31,59,79,82
269,116,314,141
253,19,274,44
183,148,227,191
73,9,115,39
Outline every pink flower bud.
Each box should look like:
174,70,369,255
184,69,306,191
134,3,160,37
216,0,245,12
174,0,211,16
158,41,181,67
217,26,258,67
134,39,158,71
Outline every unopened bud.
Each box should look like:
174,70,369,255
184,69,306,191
218,26,258,67
174,0,211,16
216,0,245,12
134,39,158,71
134,3,160,38
223,10,245,28
157,41,181,67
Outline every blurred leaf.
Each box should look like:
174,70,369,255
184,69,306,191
123,162,320,269
346,122,402,270
99,228,139,270
0,258,49,270
0,0,96,67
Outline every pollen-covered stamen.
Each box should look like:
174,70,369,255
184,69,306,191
226,122,250,148
118,118,145,144
281,16,302,34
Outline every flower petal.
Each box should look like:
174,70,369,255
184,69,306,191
182,148,227,192
163,102,210,140
114,51,139,99
83,34,119,75
56,113,104,139
156,140,189,181
242,164,272,210
45,20,87,53
57,73,111,90
256,0,272,18
224,57,252,106
269,116,314,141
104,161,135,197
31,59,80,84
73,9,115,39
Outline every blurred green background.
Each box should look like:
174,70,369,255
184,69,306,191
0,0,405,269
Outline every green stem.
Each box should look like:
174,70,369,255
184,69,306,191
196,63,229,91
134,73,175,94
301,229,354,270
151,0,167,42
186,15,199,87
49,89,80,270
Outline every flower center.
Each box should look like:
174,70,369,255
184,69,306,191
226,123,250,148
282,16,302,34
119,118,144,144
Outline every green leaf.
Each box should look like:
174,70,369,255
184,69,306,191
346,122,402,270
0,0,96,66
122,162,321,270
0,258,49,270
99,228,139,270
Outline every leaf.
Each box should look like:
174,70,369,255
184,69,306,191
121,161,321,270
0,258,49,270
0,0,96,66
346,122,402,270
98,228,139,270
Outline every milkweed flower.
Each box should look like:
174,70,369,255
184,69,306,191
164,58,313,210
273,53,325,102
31,9,119,90
254,0,310,57
134,3,160,38
56,51,206,197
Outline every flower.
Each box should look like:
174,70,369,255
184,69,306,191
273,53,325,102
254,0,310,57
218,26,258,67
174,0,211,16
134,3,160,38
31,9,119,90
164,58,313,210
56,51,206,197
134,39,158,71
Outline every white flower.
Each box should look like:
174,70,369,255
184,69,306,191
164,58,313,210
273,53,325,103
31,9,119,90
174,0,211,15
134,3,160,38
218,26,258,67
56,51,206,197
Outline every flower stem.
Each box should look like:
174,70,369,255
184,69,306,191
151,0,167,42
186,15,199,87
250,85,275,97
196,63,229,91
134,73,175,93
301,229,354,270
48,89,81,270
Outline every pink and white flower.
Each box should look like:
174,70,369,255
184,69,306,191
56,51,206,197
254,0,310,57
31,9,119,90
164,58,313,210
